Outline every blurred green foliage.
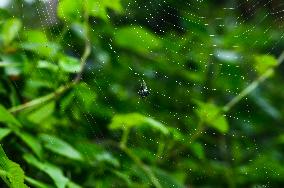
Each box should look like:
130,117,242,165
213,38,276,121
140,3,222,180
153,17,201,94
0,0,284,187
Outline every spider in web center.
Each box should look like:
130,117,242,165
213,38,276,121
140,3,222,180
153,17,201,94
138,79,150,98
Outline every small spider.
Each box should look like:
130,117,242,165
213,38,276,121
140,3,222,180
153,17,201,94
138,79,150,98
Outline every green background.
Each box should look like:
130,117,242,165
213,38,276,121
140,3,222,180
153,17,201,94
0,0,284,187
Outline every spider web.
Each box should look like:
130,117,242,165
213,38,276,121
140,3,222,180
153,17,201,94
1,0,284,187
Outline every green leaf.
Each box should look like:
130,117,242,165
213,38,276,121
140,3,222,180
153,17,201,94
277,134,284,144
254,55,278,75
59,56,81,73
102,0,122,12
0,9,10,23
109,113,169,135
85,0,122,20
39,134,84,161
95,152,120,167
75,83,96,111
152,167,185,188
37,60,59,72
111,170,132,186
215,50,239,63
67,181,82,188
24,30,48,43
0,128,11,141
25,176,53,188
76,142,119,167
57,0,82,22
251,91,281,119
168,127,185,142
27,102,55,124
1,18,22,46
21,30,60,58
115,26,161,54
211,115,228,133
195,102,229,133
16,132,43,159
21,42,60,59
23,154,69,188
0,53,25,76
189,142,205,159
0,145,27,188
0,105,21,129
70,22,86,40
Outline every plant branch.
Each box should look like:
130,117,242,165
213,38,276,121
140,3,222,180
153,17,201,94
223,51,284,112
120,145,162,188
188,120,205,143
155,135,165,162
189,51,284,143
8,12,91,114
119,129,130,148
8,82,75,113
119,129,162,188
74,12,91,83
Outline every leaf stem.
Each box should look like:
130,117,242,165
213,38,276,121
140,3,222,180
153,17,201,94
8,83,75,113
74,11,91,83
120,145,162,188
222,69,273,112
188,121,205,143
119,129,161,188
120,129,130,148
156,136,165,162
